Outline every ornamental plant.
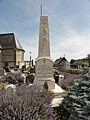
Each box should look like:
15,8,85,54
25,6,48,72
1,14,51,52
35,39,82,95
0,72,24,86
26,73,34,85
61,68,90,120
5,75,17,84
59,73,79,90
53,103,71,120
0,84,54,120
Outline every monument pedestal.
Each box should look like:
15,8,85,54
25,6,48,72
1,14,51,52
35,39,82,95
34,78,55,90
35,57,55,90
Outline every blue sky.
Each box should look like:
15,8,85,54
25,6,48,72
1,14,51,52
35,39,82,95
0,0,90,62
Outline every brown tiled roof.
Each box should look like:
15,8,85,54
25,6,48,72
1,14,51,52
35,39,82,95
0,33,25,51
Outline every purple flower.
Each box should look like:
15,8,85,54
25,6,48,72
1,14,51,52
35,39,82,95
59,73,79,90
0,84,54,119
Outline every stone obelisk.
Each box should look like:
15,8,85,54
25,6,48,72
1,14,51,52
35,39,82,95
35,7,55,90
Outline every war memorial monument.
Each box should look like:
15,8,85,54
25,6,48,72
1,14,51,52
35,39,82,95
34,7,65,107
34,7,55,90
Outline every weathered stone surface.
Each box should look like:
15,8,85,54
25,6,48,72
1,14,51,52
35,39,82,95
0,33,25,68
38,16,50,58
35,16,55,90
35,58,53,78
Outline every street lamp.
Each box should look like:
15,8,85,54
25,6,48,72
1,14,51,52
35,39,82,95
29,51,32,67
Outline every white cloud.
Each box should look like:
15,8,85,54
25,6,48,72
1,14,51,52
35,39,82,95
50,24,90,62
22,35,38,62
1,0,90,64
22,12,90,63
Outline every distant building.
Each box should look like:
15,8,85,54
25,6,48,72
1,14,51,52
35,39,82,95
0,33,25,68
24,60,34,68
70,58,89,69
24,61,30,68
54,57,70,71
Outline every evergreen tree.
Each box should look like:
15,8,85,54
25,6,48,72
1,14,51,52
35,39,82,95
62,68,90,120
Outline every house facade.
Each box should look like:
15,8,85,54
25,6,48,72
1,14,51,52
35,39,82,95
54,57,70,71
0,33,25,68
70,58,89,69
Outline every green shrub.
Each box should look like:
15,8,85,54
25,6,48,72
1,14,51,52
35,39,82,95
5,76,17,84
53,103,71,120
26,73,34,85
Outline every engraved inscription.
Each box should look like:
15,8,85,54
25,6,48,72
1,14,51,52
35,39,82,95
36,64,52,77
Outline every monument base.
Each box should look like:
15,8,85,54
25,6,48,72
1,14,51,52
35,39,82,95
34,79,65,107
34,77,55,90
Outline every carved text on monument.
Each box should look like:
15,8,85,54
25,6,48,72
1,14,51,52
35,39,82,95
37,64,52,77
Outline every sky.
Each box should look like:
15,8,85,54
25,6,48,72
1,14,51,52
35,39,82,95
0,0,90,63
